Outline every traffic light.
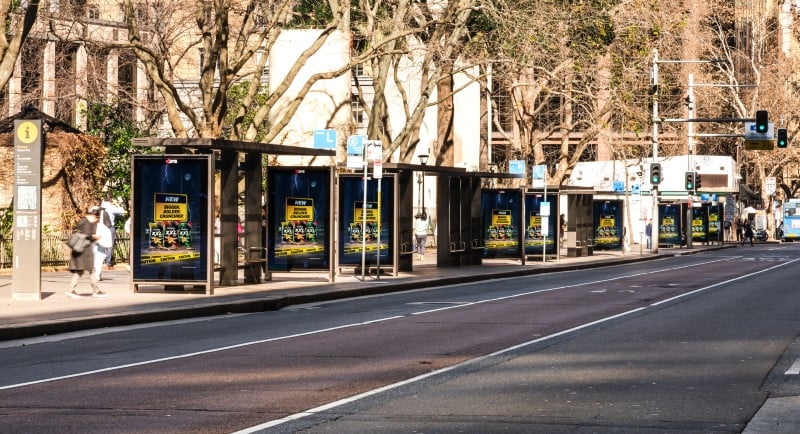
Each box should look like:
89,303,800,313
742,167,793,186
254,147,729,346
755,110,769,133
685,171,695,191
777,128,788,148
694,173,702,190
650,163,662,185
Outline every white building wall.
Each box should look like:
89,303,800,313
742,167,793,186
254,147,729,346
269,29,351,166
453,64,481,171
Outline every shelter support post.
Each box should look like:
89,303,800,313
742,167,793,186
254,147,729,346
219,150,239,285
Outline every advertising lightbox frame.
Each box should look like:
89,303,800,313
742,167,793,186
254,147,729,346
130,154,214,294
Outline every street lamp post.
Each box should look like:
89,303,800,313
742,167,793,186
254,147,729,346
419,153,429,215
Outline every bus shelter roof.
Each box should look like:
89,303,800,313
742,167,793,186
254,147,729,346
132,137,336,157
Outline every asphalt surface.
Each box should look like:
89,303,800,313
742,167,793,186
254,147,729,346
0,242,797,433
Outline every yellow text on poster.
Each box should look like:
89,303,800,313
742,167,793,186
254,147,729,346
599,214,615,228
492,209,512,226
154,193,188,221
354,201,379,223
286,197,314,221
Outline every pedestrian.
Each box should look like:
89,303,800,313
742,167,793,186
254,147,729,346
101,194,126,269
736,218,743,242
560,214,567,248
65,206,106,298
743,220,754,246
645,218,652,249
93,203,114,281
414,212,428,260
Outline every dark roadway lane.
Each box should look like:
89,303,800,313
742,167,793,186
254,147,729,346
2,246,799,433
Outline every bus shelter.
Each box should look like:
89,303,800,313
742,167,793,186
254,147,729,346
131,138,335,294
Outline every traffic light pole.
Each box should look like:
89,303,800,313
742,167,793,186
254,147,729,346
651,51,755,253
651,50,660,253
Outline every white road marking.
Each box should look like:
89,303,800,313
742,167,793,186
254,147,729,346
0,256,759,395
786,358,800,375
236,257,800,432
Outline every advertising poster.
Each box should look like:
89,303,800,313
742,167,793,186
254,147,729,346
658,204,683,246
481,189,521,258
523,193,557,254
593,201,622,250
132,155,211,282
338,175,395,265
692,206,708,242
268,168,330,271
708,206,720,241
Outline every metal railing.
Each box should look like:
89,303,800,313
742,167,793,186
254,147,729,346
0,230,130,269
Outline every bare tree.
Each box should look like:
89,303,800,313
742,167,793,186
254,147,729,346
0,0,41,94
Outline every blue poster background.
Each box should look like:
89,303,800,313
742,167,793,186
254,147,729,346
523,193,557,254
691,206,709,243
268,168,330,271
658,204,683,246
132,156,210,282
593,200,622,250
481,189,522,258
338,175,395,265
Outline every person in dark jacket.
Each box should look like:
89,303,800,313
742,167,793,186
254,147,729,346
742,220,755,246
66,206,106,298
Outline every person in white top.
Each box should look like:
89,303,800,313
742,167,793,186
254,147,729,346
101,194,126,269
414,213,429,260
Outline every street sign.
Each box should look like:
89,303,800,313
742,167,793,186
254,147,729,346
509,159,525,175
540,201,551,216
365,140,383,161
313,129,336,149
346,135,364,169
744,122,775,140
765,177,776,195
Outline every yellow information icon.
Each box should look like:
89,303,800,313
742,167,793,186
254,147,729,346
16,121,39,144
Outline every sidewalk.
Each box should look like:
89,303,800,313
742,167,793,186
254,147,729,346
0,245,722,341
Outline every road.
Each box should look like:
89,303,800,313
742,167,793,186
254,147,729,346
2,245,800,433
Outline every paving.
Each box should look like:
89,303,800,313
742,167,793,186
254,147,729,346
0,242,793,432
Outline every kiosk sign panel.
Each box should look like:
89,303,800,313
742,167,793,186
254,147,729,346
12,120,43,299
131,155,212,286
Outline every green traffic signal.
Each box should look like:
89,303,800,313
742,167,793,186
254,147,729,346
685,171,695,191
650,163,662,185
756,110,769,133
778,128,788,148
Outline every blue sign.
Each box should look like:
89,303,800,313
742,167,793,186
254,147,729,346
531,164,546,180
314,129,337,149
346,135,365,169
509,159,525,175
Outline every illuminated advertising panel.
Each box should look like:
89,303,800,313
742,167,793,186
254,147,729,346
132,155,212,283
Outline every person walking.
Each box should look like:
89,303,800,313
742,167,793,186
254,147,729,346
100,194,125,269
65,206,106,298
743,220,754,246
414,213,429,260
93,204,114,281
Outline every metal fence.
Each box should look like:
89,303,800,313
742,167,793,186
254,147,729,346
0,231,130,269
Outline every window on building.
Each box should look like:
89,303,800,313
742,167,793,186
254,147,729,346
87,5,99,19
493,90,514,133
351,94,366,130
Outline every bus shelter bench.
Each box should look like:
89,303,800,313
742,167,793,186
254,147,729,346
399,242,416,257
449,241,466,254
470,239,485,251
